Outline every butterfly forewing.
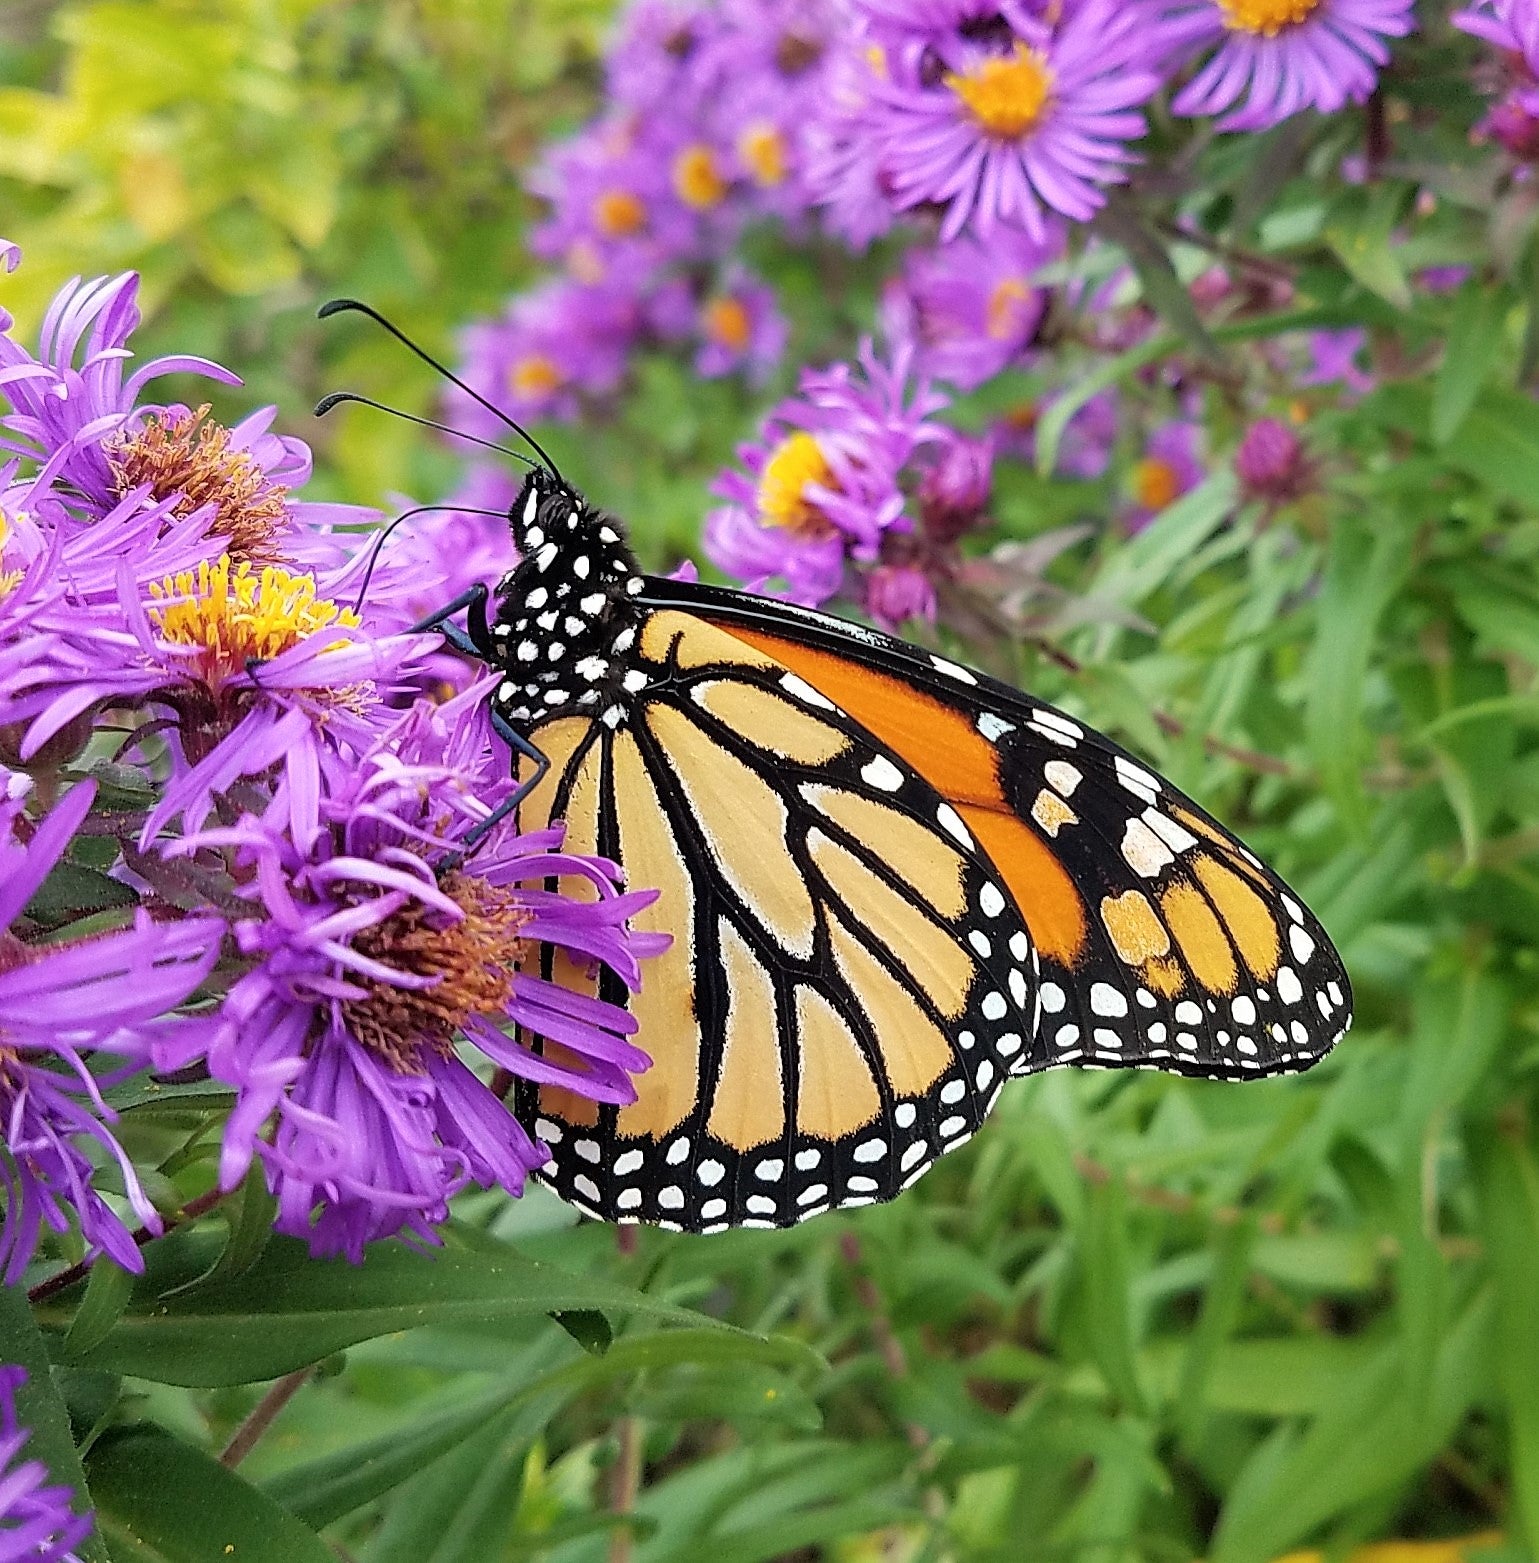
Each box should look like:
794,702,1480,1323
647,580,1352,1087
512,610,1040,1232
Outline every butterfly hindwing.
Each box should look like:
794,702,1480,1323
512,611,1040,1232
649,580,1352,1086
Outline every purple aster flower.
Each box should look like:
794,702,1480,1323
851,0,1161,241
1158,0,1416,132
0,778,222,1282
151,691,666,1261
1298,327,1376,396
0,272,238,515
804,42,902,249
606,0,727,114
882,225,1058,390
918,427,994,543
1125,419,1203,532
705,336,948,604
1456,0,1539,108
864,561,938,631
693,271,788,382
0,1367,91,1563
1235,416,1315,506
450,278,637,436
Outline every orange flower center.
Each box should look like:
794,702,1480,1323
593,188,647,237
756,433,838,537
510,356,563,400
703,296,752,352
672,144,728,209
986,277,1035,341
947,43,1054,140
1132,458,1182,511
1219,0,1321,33
738,122,787,187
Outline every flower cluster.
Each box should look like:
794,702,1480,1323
0,256,664,1279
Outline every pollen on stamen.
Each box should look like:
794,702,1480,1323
107,404,290,563
149,554,360,691
341,874,531,1072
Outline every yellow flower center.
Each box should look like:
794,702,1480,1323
756,433,838,538
703,296,753,352
0,511,20,600
510,355,563,401
947,42,1055,139
342,872,530,1069
986,277,1035,341
593,188,647,237
149,555,359,689
738,123,787,187
1132,458,1182,511
108,404,289,563
1219,0,1321,32
673,144,728,209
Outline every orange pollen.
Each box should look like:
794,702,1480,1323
341,872,530,1070
703,296,753,352
510,356,563,400
1219,0,1321,31
594,188,647,237
756,432,839,538
673,144,728,208
1132,458,1182,511
108,404,288,563
946,43,1055,139
986,277,1035,341
738,123,787,187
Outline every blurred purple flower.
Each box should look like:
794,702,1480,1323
0,779,222,1282
451,279,637,434
1236,416,1315,506
1456,0,1539,110
0,1367,90,1563
994,386,1120,479
0,242,20,276
705,336,948,604
151,692,665,1261
606,0,726,114
853,0,1160,240
883,226,1057,390
1126,419,1203,532
693,272,787,382
1158,0,1416,132
865,562,938,631
918,427,994,544
804,42,900,249
1299,327,1375,396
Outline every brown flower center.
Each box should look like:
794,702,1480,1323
108,405,289,563
341,873,530,1071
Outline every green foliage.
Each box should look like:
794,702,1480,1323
4,3,1539,1562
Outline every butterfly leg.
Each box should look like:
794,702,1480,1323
411,583,495,660
438,709,549,871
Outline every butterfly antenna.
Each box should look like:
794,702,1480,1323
349,504,510,616
317,298,566,483
314,392,535,468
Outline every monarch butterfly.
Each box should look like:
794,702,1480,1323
324,301,1352,1237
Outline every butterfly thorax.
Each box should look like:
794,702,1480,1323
489,474,649,731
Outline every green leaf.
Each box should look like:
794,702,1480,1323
1323,185,1412,309
1441,385,1539,505
23,862,138,930
550,1308,612,1356
86,1426,333,1563
0,1284,108,1563
61,1260,134,1361
1433,280,1509,443
1033,332,1175,477
1093,471,1240,607
1094,194,1219,361
1476,1134,1539,1557
38,1226,736,1387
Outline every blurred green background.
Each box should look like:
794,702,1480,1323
5,4,1539,1562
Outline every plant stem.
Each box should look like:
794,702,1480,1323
220,1367,314,1468
607,1415,642,1563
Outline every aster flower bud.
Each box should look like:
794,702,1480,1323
865,562,938,632
919,430,993,546
1235,417,1314,506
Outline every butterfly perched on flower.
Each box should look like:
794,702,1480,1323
323,301,1352,1237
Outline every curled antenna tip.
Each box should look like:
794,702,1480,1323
317,298,366,321
313,391,352,418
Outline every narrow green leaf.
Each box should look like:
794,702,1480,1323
1433,280,1509,443
0,1284,108,1563
550,1308,612,1356
1174,1217,1256,1448
87,1426,332,1563
1442,385,1539,505
39,1226,744,1387
1094,194,1219,361
1081,1178,1146,1414
1323,185,1411,309
60,1260,133,1361
1034,332,1175,477
1476,1134,1539,1556
23,862,138,930
202,1165,278,1287
1094,470,1240,606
